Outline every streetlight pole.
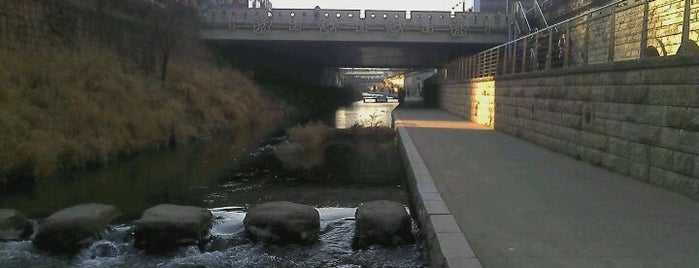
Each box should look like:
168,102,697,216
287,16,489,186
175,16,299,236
452,0,467,13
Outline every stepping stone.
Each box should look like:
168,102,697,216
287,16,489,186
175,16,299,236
244,201,319,244
33,203,121,254
0,209,32,241
353,200,414,249
133,204,212,253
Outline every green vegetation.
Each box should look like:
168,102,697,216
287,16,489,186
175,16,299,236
0,44,283,185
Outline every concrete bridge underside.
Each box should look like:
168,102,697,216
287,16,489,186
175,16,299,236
209,39,495,68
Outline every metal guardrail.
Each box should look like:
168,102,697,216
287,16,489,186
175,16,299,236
513,2,532,35
534,0,549,28
199,8,510,37
446,0,699,81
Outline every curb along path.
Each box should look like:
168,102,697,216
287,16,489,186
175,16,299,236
395,120,483,268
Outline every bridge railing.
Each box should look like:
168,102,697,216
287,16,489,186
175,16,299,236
199,8,510,36
445,0,699,81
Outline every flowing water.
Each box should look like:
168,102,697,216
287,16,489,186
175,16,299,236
0,207,423,267
0,101,425,267
334,102,398,128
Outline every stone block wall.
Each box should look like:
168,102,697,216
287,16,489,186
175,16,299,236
645,0,687,56
439,56,699,200
541,0,608,24
542,0,692,64
611,2,645,60
440,78,496,127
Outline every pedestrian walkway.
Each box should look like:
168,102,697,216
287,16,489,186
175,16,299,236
393,108,699,268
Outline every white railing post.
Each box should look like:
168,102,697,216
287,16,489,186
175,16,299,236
546,28,553,70
521,37,528,73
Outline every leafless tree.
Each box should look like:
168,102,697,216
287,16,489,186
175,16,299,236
150,0,195,83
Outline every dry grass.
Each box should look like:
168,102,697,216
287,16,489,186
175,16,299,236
345,125,394,141
282,122,334,169
287,122,333,151
0,44,282,180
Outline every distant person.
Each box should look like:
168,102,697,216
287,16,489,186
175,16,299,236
314,6,321,23
398,88,406,107
558,33,565,60
557,33,570,67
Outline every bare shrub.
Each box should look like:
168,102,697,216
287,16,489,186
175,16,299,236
287,122,333,152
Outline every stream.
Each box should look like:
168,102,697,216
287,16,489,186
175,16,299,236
0,102,426,267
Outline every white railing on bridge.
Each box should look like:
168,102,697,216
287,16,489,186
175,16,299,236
200,8,510,37
445,0,699,81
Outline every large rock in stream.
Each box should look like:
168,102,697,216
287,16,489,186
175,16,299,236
0,209,33,241
32,203,121,254
353,200,414,249
244,201,320,244
133,204,212,253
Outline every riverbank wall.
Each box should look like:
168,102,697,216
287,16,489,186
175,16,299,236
439,56,699,200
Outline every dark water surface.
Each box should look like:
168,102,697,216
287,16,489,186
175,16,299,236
0,102,426,267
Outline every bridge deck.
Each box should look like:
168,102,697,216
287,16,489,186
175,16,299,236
394,108,699,267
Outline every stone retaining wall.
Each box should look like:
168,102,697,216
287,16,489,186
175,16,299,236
440,78,496,128
439,56,699,200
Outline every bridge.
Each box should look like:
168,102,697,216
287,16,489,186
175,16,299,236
198,8,510,68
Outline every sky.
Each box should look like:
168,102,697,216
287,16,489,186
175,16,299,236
270,0,474,12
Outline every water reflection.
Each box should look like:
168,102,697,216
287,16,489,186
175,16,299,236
335,101,399,128
0,137,255,219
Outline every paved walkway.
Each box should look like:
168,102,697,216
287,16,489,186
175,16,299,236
393,108,699,268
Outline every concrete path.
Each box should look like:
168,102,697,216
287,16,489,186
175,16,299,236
393,108,699,268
